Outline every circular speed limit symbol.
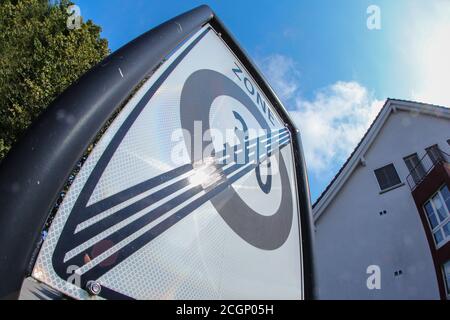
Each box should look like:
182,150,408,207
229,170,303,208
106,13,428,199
180,69,294,250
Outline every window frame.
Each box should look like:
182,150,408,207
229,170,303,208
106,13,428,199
373,163,402,192
404,153,426,184
443,260,450,299
426,144,444,165
423,185,450,249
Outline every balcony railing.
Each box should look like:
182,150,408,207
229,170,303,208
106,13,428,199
406,149,450,191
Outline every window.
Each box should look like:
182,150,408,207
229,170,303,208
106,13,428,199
374,164,401,191
444,261,450,297
404,154,426,184
424,185,450,248
426,144,444,165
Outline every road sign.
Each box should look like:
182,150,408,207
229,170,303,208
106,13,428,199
0,5,315,300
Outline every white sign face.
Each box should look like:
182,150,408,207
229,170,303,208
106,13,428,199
32,25,303,300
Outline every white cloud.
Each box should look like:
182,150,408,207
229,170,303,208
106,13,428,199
404,1,450,107
256,2,450,184
259,55,383,181
258,54,300,102
291,82,383,180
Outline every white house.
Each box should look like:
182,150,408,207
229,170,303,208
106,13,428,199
313,99,450,300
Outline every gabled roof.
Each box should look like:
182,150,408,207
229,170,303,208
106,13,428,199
312,98,450,221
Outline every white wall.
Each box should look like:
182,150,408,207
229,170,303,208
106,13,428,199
314,108,450,300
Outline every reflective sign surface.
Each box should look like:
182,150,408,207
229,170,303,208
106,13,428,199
32,25,303,300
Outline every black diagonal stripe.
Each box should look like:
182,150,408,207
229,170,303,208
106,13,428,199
78,128,287,226
74,130,289,240
74,138,259,240
71,170,194,243
80,141,291,282
85,163,193,216
64,162,238,266
64,183,203,266
65,138,290,268
276,136,291,148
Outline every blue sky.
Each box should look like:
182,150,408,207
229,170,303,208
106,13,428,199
74,0,450,201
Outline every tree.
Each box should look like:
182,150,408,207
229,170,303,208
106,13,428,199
0,0,109,161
